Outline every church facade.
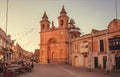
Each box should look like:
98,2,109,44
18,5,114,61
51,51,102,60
39,6,80,64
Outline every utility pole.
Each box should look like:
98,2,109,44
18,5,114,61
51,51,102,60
5,0,9,64
6,0,9,34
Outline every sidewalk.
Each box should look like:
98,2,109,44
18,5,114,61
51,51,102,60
60,64,120,77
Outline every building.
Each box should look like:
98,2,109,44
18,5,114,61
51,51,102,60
39,6,120,70
39,6,80,64
34,49,40,63
72,19,120,70
0,28,13,64
0,28,32,64
12,43,32,63
0,28,7,63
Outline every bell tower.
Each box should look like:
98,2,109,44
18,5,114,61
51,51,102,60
40,11,50,32
58,6,69,28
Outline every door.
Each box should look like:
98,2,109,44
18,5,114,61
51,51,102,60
84,57,88,67
74,56,78,66
94,57,98,68
103,56,107,69
116,57,120,69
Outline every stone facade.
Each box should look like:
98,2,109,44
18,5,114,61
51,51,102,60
39,6,80,64
0,28,12,64
71,19,120,70
39,6,120,70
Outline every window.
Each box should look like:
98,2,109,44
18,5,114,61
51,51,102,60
100,40,104,51
0,38,2,46
52,41,56,44
42,24,45,29
60,20,64,26
47,24,49,29
75,43,78,49
3,41,6,48
74,43,78,52
109,37,120,50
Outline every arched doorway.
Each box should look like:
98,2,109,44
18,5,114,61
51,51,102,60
47,38,57,63
51,52,57,62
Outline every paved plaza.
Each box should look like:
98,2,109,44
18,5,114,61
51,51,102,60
19,63,120,77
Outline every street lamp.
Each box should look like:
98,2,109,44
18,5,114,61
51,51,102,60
5,0,10,64
6,0,9,35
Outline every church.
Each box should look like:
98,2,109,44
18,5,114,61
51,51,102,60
39,6,80,64
39,6,120,70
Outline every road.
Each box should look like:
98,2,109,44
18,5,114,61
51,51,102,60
20,63,80,77
20,63,120,77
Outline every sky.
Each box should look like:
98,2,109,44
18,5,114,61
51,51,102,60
0,0,120,52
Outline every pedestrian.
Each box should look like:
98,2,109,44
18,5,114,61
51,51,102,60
0,64,4,77
31,62,34,69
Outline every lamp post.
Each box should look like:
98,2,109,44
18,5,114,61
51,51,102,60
6,0,9,35
5,0,10,64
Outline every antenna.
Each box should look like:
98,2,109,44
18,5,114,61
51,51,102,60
115,0,118,19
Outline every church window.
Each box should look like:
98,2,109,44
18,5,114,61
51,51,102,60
61,20,64,26
47,24,49,29
52,41,56,44
42,24,45,29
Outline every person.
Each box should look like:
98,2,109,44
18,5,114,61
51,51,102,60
0,64,3,77
31,62,34,69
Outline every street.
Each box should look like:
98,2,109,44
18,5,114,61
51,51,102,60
19,63,120,77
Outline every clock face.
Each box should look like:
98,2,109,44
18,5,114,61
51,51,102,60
60,32,63,35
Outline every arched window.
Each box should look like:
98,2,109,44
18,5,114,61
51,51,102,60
61,20,64,26
42,24,45,29
48,38,57,45
47,24,49,29
52,40,56,44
